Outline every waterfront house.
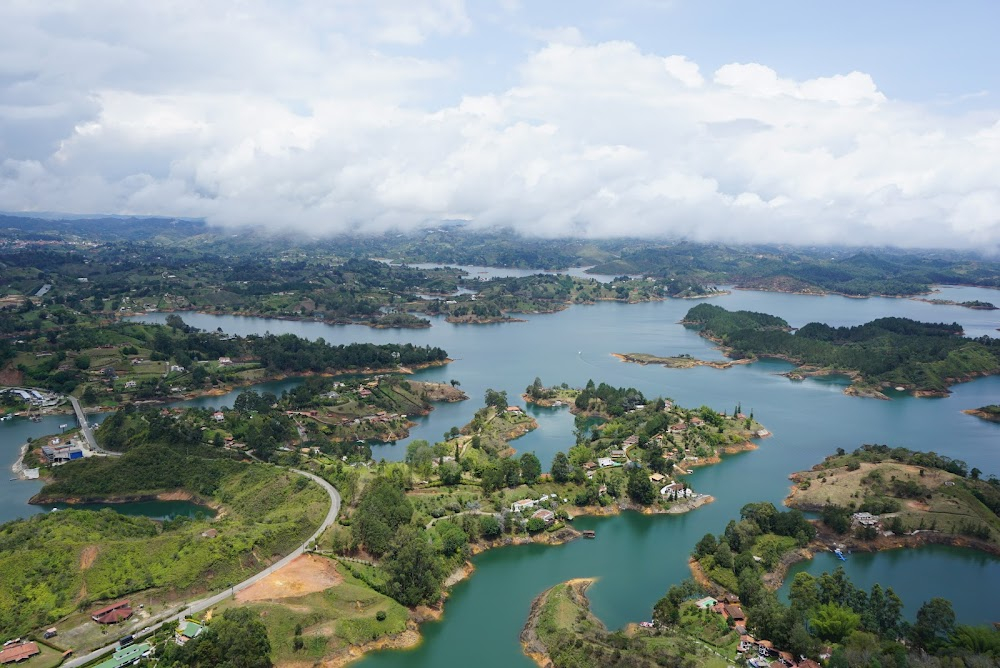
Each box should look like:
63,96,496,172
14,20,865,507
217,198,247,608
531,509,555,525
505,406,522,413
852,512,880,527
511,499,537,513
757,640,775,657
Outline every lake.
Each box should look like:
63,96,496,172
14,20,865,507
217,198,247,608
3,285,998,664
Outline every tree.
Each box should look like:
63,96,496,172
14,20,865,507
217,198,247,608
911,598,956,651
450,379,460,387
353,477,413,558
80,385,98,406
74,355,91,370
434,520,468,556
484,388,508,412
439,461,462,486
405,440,435,476
550,451,572,482
526,517,546,532
383,526,443,607
693,533,717,558
479,514,502,538
811,603,861,643
626,468,656,505
520,453,542,484
166,607,272,668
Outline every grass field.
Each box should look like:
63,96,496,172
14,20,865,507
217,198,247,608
215,560,410,665
790,461,1000,542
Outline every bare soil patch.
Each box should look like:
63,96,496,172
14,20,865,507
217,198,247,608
79,545,99,571
237,554,343,602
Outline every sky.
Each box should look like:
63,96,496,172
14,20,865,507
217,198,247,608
1,1,1000,251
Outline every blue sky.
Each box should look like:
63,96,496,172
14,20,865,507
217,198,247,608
1,1,998,250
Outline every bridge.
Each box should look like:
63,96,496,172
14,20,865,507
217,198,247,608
67,395,120,457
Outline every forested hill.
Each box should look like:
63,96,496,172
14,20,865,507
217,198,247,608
683,304,1000,393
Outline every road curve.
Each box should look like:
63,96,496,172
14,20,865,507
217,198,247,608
64,467,340,667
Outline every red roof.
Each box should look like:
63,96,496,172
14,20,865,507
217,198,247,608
0,643,40,664
94,606,133,624
91,599,130,618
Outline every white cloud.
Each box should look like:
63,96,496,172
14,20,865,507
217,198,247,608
0,1,998,252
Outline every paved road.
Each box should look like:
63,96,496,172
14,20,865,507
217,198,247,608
67,395,120,457
64,468,340,667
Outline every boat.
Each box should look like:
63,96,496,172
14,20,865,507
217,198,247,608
833,548,846,561
894,386,905,391
59,423,68,429
582,530,596,539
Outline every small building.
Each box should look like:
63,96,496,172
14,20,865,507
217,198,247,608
660,482,692,498
622,435,639,447
0,642,40,665
738,635,756,653
597,457,614,468
598,484,608,496
93,643,152,668
212,411,225,422
778,651,796,666
91,600,133,624
124,380,137,389
725,604,746,623
649,472,666,483
757,640,775,657
852,512,880,527
43,628,57,639
582,462,597,471
218,357,232,365
690,417,704,426
669,422,687,433
609,449,627,459
176,620,204,645
511,499,537,513
531,509,555,525
505,406,522,413
201,529,218,539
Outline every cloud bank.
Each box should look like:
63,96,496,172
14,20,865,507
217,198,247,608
1,1,999,250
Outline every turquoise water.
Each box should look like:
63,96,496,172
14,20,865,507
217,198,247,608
2,286,996,663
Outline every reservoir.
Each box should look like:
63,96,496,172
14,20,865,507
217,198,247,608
3,284,998,665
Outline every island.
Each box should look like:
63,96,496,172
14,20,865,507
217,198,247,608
612,352,751,369
913,298,998,310
963,404,1000,423
679,303,1000,397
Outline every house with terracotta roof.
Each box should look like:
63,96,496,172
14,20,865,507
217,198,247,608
91,600,133,624
0,642,40,665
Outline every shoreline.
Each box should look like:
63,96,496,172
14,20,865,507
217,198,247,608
687,328,990,399
611,351,751,370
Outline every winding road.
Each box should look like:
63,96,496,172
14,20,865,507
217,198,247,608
64,468,340,668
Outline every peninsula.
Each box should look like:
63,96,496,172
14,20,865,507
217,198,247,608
679,303,1000,397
